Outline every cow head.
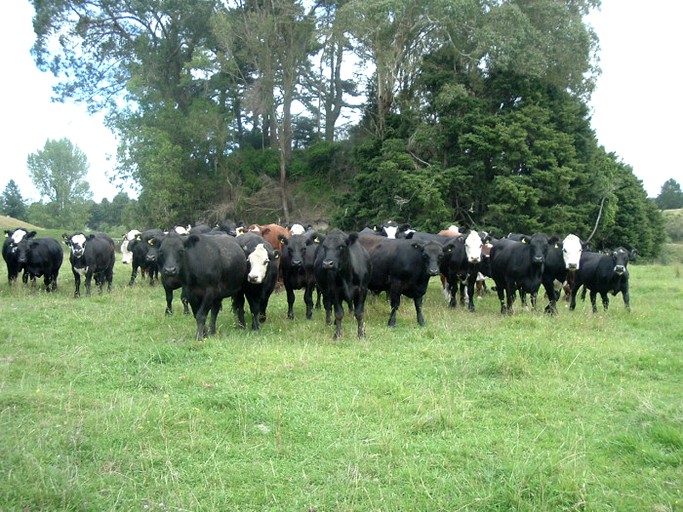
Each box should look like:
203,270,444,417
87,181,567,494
414,241,443,276
4,228,28,256
318,229,352,270
63,233,88,258
15,231,38,265
244,243,277,284
561,234,583,271
145,236,163,264
281,234,305,268
464,231,484,264
524,233,549,265
612,247,632,276
158,233,185,277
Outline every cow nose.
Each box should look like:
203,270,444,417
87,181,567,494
292,259,303,267
163,266,178,276
248,274,261,284
322,260,335,269
567,263,578,270
146,255,157,262
428,268,440,276
533,256,544,264
469,257,480,264
614,265,625,275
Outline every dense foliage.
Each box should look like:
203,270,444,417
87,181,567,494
28,0,665,257
656,179,683,210
0,180,28,221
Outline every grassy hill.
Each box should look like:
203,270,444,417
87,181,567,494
0,215,42,231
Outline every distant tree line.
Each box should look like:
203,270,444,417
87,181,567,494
11,0,672,256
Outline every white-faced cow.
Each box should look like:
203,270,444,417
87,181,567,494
540,233,583,314
314,229,371,340
231,232,280,330
63,233,116,297
15,232,63,292
2,228,29,284
490,233,550,314
120,229,141,265
280,230,323,320
158,232,248,339
440,230,486,311
569,247,633,313
359,234,443,327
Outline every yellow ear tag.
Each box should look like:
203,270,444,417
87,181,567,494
555,243,559,249
314,237,320,243
522,239,527,244
4,233,8,238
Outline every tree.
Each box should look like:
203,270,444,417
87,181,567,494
0,180,28,221
27,138,92,229
655,179,683,210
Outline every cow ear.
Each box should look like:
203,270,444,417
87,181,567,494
88,234,97,241
261,227,271,236
184,234,201,248
279,234,288,245
348,232,359,245
273,249,280,260
411,242,423,251
521,236,529,244
62,233,69,240
135,233,142,241
28,231,37,239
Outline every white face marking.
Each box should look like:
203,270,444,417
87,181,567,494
289,224,306,236
384,226,398,239
562,234,582,270
125,229,141,241
121,240,133,264
174,226,189,235
465,231,483,263
70,234,87,256
247,244,270,284
447,225,460,233
11,229,28,244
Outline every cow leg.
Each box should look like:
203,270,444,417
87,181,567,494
128,265,138,286
85,270,94,297
232,294,247,328
322,295,332,326
601,292,609,311
106,269,113,293
181,288,190,315
303,283,314,320
459,281,468,307
193,298,211,339
467,274,477,313
246,295,261,331
73,271,81,298
208,300,222,336
286,285,296,320
164,285,174,316
388,286,402,327
354,291,367,339
505,284,516,314
589,290,598,313
622,285,631,312
333,299,344,340
543,281,557,315
414,295,426,326
495,279,507,314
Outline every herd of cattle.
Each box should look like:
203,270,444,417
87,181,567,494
3,220,635,340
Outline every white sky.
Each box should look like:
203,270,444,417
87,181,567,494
1,0,680,203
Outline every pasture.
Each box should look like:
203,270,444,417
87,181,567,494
1,249,682,510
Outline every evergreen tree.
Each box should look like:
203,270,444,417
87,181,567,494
0,180,28,221
655,179,683,210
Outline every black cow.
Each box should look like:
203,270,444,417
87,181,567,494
155,233,189,316
157,232,247,339
15,232,63,292
128,229,163,286
233,232,279,330
359,235,443,327
490,233,549,314
569,247,633,313
314,229,372,340
280,230,323,320
63,233,116,297
2,228,29,284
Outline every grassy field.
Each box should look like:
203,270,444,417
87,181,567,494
0,248,682,511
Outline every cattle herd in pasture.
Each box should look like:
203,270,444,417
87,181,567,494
3,220,635,340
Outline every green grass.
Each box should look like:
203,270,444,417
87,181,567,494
1,257,682,511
